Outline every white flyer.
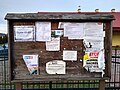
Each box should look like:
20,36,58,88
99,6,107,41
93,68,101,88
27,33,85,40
14,26,35,42
23,55,39,75
63,50,77,61
84,60,104,72
46,60,66,74
64,23,84,39
46,37,60,51
35,22,51,41
83,51,105,77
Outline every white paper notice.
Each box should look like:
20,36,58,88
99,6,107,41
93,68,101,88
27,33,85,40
63,50,77,61
23,55,39,75
14,26,35,42
46,37,60,51
46,60,66,74
36,22,51,41
84,22,103,37
64,23,84,39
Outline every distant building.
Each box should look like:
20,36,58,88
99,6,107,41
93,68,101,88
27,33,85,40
110,12,120,47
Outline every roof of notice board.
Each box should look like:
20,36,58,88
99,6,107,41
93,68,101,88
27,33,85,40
5,12,115,21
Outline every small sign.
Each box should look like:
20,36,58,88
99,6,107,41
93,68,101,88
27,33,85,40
51,30,63,37
89,52,99,58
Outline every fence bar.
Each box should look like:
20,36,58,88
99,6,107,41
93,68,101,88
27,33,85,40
0,45,120,90
99,80,105,90
49,81,52,90
114,48,117,87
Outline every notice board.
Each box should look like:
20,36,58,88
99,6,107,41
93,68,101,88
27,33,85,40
5,13,114,82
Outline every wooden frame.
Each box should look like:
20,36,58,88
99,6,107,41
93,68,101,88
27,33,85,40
5,13,114,82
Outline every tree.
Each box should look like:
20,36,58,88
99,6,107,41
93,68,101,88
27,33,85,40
0,36,2,44
2,35,8,43
0,35,8,44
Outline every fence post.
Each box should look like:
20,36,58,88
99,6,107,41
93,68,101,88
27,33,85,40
99,80,105,90
49,81,52,90
16,82,22,90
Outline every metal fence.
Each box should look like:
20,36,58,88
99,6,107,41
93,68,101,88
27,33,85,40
0,46,120,90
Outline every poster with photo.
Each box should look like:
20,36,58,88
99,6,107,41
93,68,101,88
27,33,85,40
23,55,39,75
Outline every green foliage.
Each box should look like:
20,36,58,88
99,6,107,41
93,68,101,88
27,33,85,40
0,35,8,44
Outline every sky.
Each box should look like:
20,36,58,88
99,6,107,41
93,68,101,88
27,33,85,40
0,0,120,34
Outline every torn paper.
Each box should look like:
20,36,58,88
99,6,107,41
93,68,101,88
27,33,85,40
58,22,64,28
98,49,105,69
83,51,105,77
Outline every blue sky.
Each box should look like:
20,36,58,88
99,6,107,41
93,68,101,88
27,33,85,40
0,0,120,33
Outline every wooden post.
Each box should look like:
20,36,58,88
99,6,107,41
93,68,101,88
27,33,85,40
99,80,105,90
16,82,22,90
